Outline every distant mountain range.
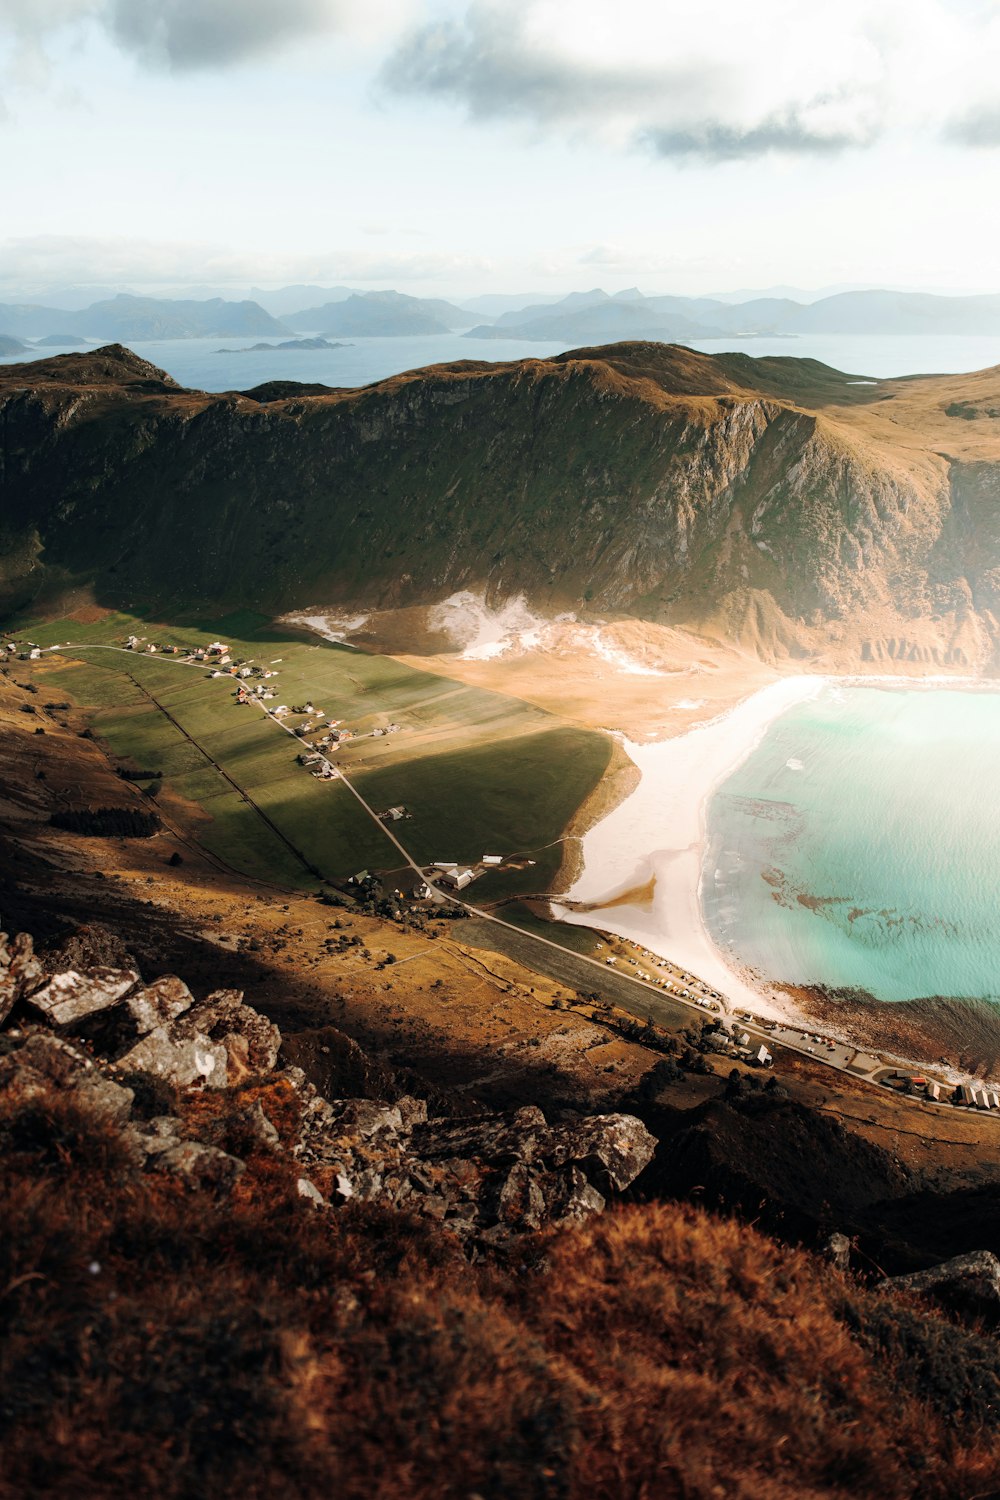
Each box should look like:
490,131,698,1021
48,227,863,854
465,287,1000,342
7,285,1000,347
0,294,289,342
284,290,480,337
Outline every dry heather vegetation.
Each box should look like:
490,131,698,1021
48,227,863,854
3,1073,1000,1500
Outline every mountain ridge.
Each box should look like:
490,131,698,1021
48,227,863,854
3,340,1000,672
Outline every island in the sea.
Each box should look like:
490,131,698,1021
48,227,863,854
220,336,351,353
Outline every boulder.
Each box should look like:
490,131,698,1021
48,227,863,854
235,1099,281,1151
545,1114,657,1193
0,932,45,1024
184,990,280,1075
27,967,139,1028
548,1165,606,1224
117,1025,228,1088
886,1250,1000,1318
327,1099,404,1139
410,1106,547,1166
297,1176,326,1206
147,1138,244,1194
0,1032,134,1124
125,976,193,1035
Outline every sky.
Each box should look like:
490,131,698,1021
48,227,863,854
3,0,1000,302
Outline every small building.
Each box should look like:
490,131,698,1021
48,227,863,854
958,1083,977,1106
925,1081,943,1102
752,1044,773,1068
481,854,503,867
28,647,42,660
432,862,458,873
440,867,475,892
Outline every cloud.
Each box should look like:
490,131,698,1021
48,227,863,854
0,234,491,297
945,106,1000,148
381,0,1000,161
641,112,875,163
0,0,408,78
105,0,347,71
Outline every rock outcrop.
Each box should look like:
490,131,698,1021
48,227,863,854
0,926,654,1244
885,1250,1000,1320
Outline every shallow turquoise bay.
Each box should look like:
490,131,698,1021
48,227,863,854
702,686,1000,1003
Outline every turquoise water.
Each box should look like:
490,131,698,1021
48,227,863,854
702,687,1000,1003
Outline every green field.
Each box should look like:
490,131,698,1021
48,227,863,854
20,610,611,893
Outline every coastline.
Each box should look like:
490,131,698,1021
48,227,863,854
554,671,1000,1056
552,674,828,1027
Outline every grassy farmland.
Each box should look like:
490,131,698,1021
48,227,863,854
18,609,611,894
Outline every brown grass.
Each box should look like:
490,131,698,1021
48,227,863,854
1,1082,999,1499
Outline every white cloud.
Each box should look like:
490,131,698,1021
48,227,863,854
381,0,1000,160
0,0,411,79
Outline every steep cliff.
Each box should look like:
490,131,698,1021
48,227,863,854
3,341,1000,667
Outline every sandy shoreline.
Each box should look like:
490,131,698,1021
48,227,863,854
552,675,832,1028
554,671,1000,1049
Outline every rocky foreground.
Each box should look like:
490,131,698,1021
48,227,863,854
0,926,655,1248
4,920,1000,1499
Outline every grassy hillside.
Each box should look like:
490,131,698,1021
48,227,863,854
22,610,609,892
3,1076,999,1499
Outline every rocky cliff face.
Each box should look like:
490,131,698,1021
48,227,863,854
4,341,1000,667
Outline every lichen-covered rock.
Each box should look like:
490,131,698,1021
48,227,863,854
298,1094,656,1243
125,976,194,1035
235,1099,281,1151
545,1114,657,1194
27,968,139,1028
116,1025,228,1088
146,1138,244,1194
0,927,656,1248
297,1177,325,1206
886,1251,1000,1316
0,1031,134,1124
0,932,45,1023
327,1099,404,1139
184,989,281,1076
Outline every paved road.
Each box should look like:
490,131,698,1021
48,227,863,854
41,639,981,1111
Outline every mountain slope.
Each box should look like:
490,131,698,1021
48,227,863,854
286,290,477,336
0,295,289,340
3,341,1000,668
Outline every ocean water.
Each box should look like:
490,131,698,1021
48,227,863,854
702,686,1000,1003
6,331,1000,391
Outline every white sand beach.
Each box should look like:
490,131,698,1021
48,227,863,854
551,675,828,1021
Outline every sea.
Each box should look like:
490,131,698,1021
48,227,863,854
702,685,1000,1004
7,331,1000,389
